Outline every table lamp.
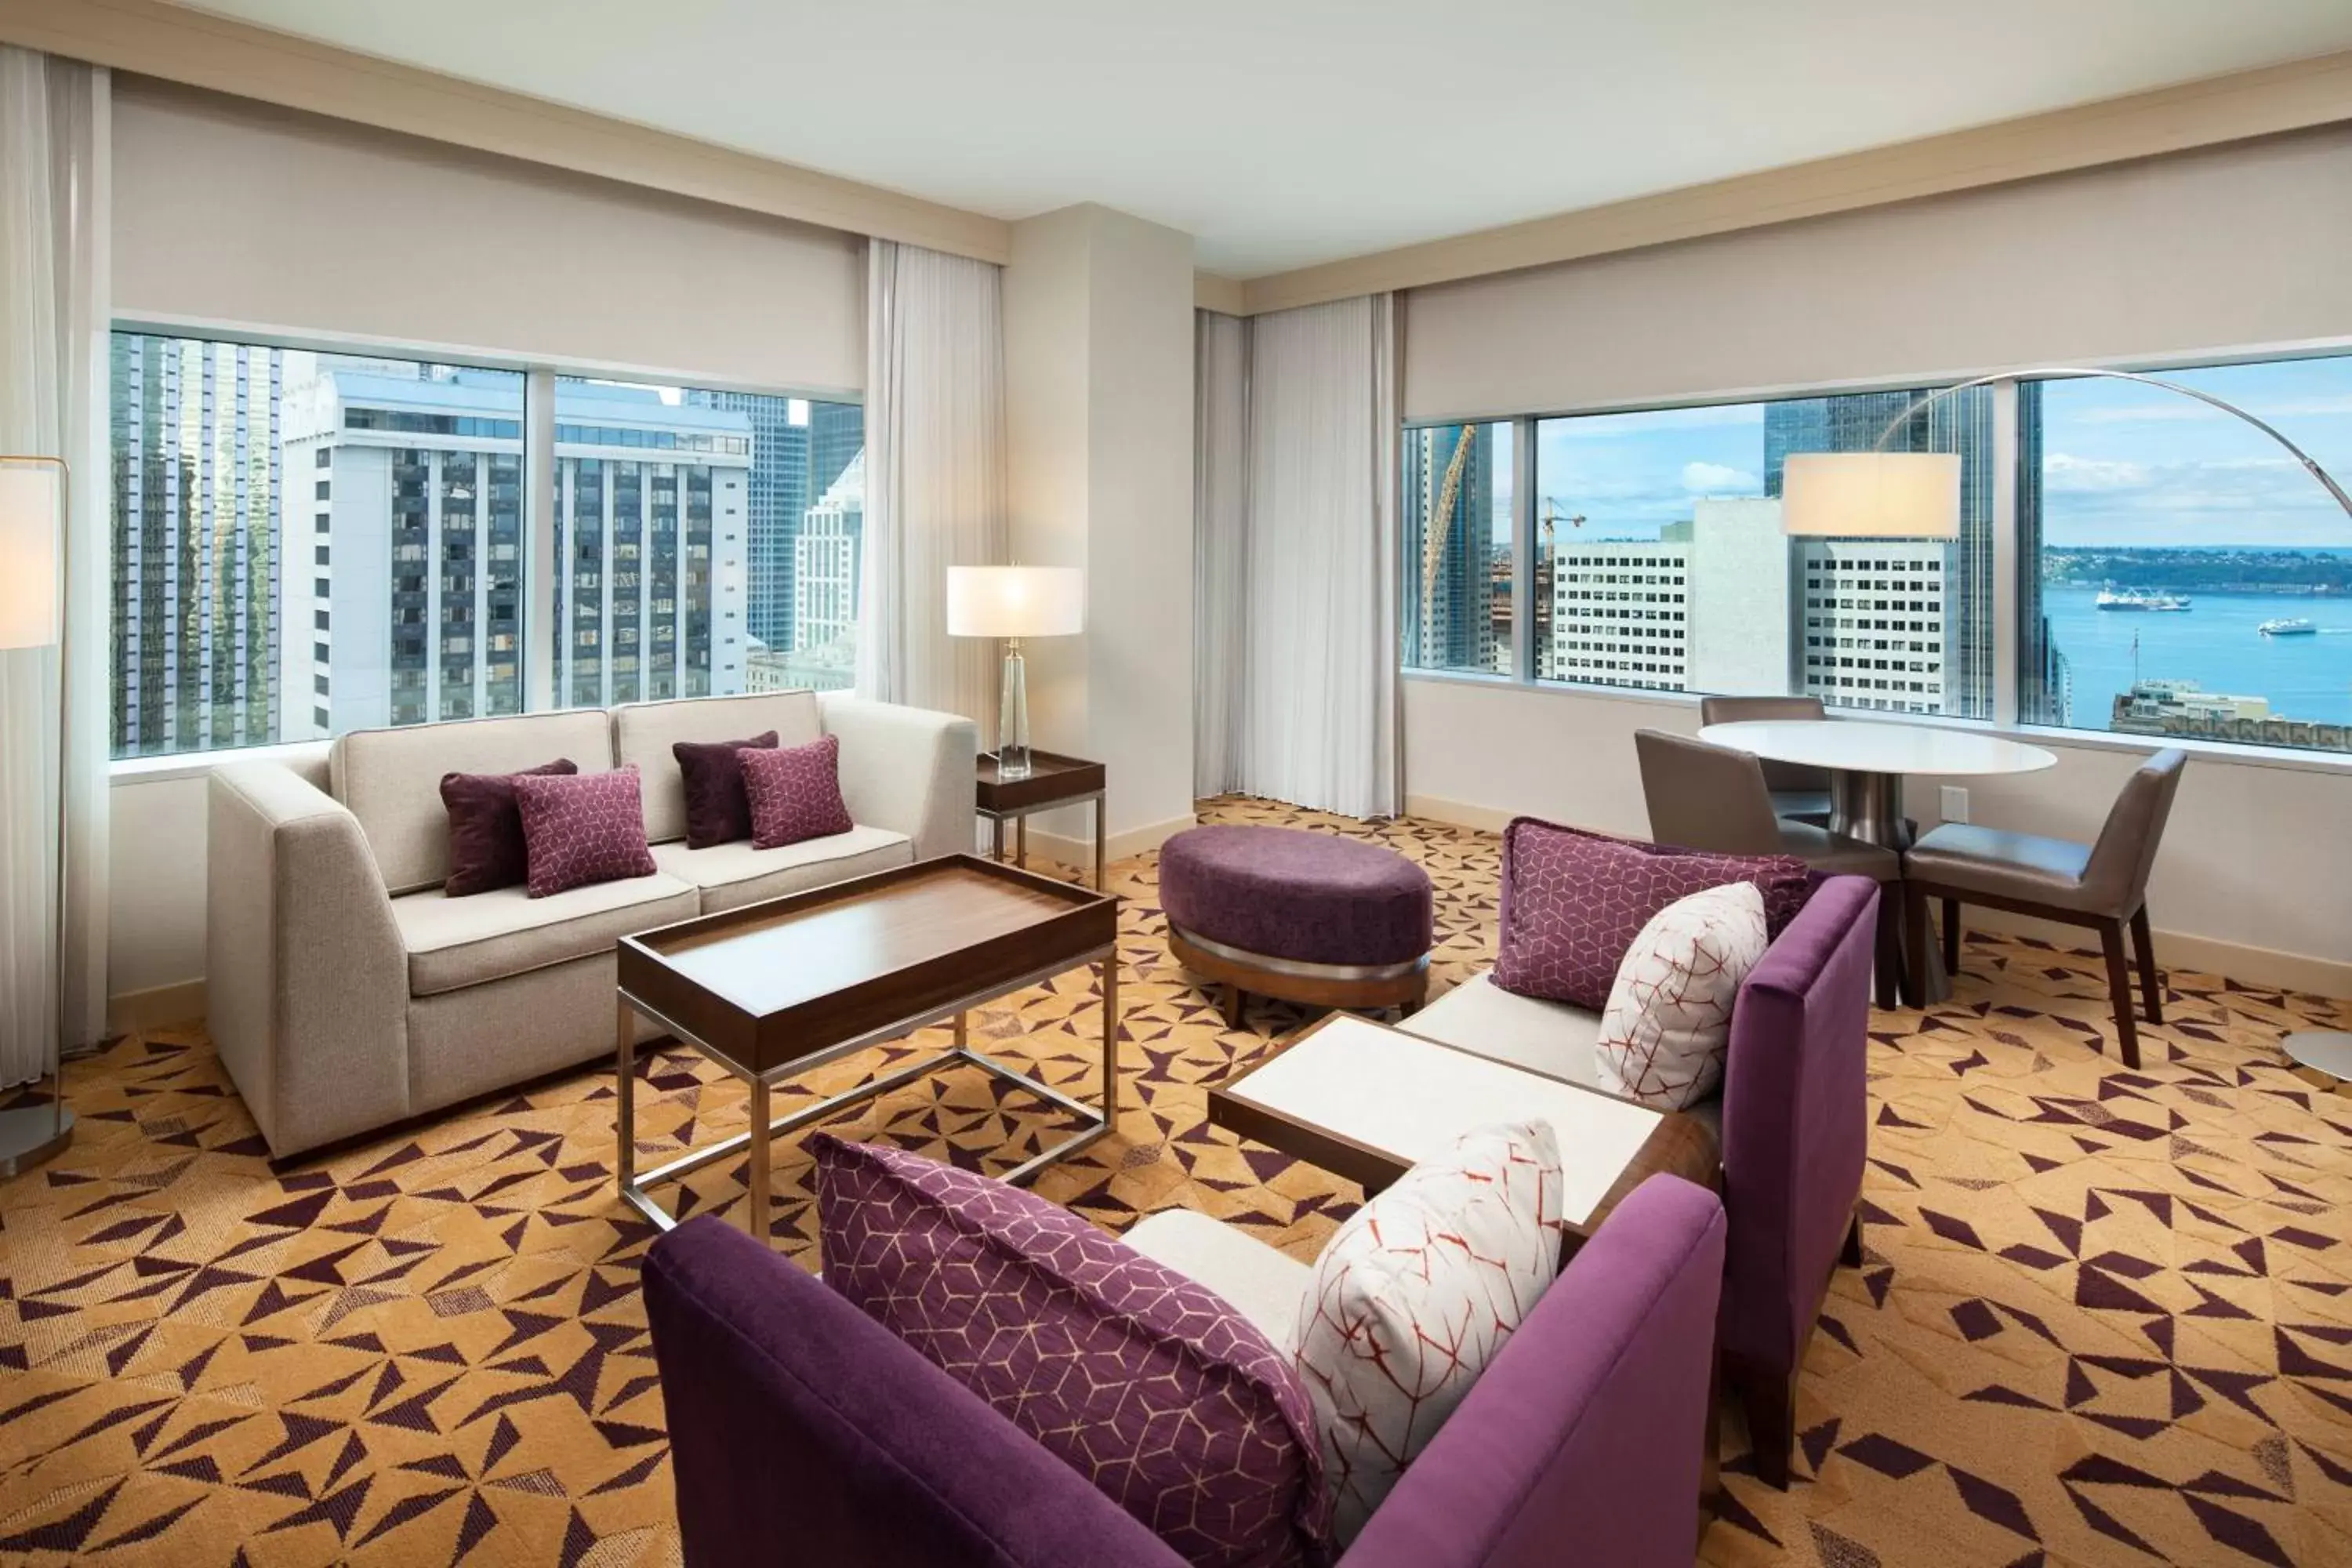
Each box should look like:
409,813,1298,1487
0,455,74,1177
947,565,1084,779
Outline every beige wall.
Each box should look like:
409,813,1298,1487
1004,204,1197,852
1404,123,2352,419
114,76,866,395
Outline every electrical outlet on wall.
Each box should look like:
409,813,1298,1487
1940,785,1969,824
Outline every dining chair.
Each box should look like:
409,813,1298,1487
1900,750,2187,1069
1697,695,1833,825
1635,729,1904,1009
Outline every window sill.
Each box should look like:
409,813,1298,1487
1399,669,2352,778
111,738,330,786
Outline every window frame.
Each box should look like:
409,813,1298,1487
1399,340,2352,772
105,316,864,773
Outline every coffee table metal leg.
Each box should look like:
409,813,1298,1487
1102,953,1120,1123
1094,796,1105,891
615,997,636,1200
746,1076,771,1243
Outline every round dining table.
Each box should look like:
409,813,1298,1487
1695,718,2059,1002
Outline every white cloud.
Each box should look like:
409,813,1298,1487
1680,459,1758,493
2044,452,2151,492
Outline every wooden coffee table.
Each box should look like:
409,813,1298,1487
615,854,1120,1242
1208,1012,1717,1254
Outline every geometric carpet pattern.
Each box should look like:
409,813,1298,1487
2,796,2350,1566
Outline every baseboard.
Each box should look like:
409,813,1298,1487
107,979,207,1036
1018,813,1197,876
1403,793,2352,1002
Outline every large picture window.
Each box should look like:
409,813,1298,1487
1403,351,2350,757
107,332,865,760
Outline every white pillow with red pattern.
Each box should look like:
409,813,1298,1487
1594,881,1768,1109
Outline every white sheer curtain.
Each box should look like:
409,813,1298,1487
1192,310,1249,798
0,49,109,1085
858,238,1008,726
1227,294,1400,818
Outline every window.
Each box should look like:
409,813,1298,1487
1402,422,1512,674
2024,355,2352,755
110,333,865,757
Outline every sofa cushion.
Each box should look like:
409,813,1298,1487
441,758,579,897
1294,1120,1564,1545
1595,884,1769,1110
673,731,778,850
1121,1208,1316,1356
615,692,822,844
1403,975,1722,1142
743,735,855,850
813,1135,1333,1568
332,710,616,895
392,873,699,996
515,766,661,898
1492,817,1809,1011
651,825,911,913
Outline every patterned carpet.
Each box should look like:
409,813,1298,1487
3,797,2350,1567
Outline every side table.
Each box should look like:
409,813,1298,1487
976,750,1107,890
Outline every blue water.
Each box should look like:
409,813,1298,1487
2042,586,2352,728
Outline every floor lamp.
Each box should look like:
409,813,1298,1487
0,454,75,1177
1781,367,2352,1080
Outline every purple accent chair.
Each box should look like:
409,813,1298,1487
1716,872,1876,1488
644,1174,1728,1568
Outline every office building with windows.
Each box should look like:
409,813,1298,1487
1545,530,1690,688
1403,423,1500,672
687,388,809,654
790,450,864,691
1798,542,1951,713
280,368,752,736
109,334,286,757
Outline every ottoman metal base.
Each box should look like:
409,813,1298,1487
1170,924,1428,1029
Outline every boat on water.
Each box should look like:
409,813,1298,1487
2096,587,2193,612
2258,617,2318,637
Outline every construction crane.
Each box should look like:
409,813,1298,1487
1540,497,1586,559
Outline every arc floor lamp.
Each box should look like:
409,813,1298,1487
0,453,74,1177
1782,367,2352,1080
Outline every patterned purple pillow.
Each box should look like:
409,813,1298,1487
1491,816,1810,1011
512,765,659,898
740,734,854,850
439,758,577,897
672,730,778,850
812,1135,1333,1568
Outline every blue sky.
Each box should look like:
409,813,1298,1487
1478,354,2352,550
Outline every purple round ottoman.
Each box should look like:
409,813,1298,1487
1160,826,1434,1027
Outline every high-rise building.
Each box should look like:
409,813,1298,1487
1684,499,1794,695
1546,528,1690,688
1764,387,1994,717
688,390,808,652
280,367,752,735
789,451,865,692
808,401,864,507
1403,423,1498,670
2013,381,2068,724
1797,542,1951,713
110,334,285,757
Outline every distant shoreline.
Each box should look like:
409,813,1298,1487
2042,546,2351,596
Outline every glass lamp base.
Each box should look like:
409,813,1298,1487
997,643,1032,779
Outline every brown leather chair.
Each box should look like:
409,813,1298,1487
1698,695,1834,825
1901,750,2187,1069
1635,729,1904,1008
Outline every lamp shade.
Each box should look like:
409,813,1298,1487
946,565,1084,638
0,460,62,650
1780,452,1961,539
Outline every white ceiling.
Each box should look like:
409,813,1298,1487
174,0,2352,278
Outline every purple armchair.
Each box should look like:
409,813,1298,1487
644,1174,1729,1568
1716,872,1876,1488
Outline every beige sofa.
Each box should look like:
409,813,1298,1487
206,691,978,1158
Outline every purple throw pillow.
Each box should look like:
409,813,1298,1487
1492,816,1811,1010
672,730,779,849
439,758,579,897
740,735,854,850
512,765,659,898
812,1135,1333,1568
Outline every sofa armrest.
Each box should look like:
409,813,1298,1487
1716,873,1877,1371
207,762,411,1158
819,692,979,861
1342,1176,1727,1568
646,1217,1183,1568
